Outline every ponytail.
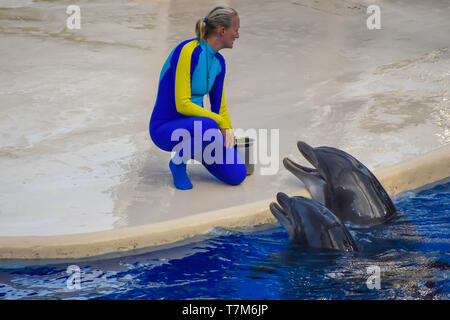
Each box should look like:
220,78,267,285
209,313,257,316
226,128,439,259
195,17,208,42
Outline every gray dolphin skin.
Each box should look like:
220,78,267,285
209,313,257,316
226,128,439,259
284,141,397,227
270,193,358,251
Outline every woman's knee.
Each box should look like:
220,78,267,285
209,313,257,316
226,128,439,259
210,163,247,186
227,164,247,185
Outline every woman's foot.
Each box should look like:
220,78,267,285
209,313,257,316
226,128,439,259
169,159,193,190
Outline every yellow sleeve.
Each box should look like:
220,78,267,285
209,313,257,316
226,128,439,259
174,41,227,128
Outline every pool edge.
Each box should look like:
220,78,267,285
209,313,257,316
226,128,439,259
0,144,449,260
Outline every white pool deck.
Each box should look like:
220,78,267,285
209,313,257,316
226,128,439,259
0,0,449,260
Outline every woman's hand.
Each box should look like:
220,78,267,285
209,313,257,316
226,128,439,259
220,128,236,149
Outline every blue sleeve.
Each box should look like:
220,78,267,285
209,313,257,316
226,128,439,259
209,53,232,129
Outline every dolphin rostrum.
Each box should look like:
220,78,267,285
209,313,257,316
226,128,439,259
270,192,358,251
283,141,397,227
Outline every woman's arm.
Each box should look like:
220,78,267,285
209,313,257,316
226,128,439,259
174,41,227,128
209,53,232,129
216,85,233,130
209,53,234,147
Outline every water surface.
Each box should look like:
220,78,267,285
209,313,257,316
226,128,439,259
0,181,448,300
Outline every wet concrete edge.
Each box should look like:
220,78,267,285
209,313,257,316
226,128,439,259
0,144,449,261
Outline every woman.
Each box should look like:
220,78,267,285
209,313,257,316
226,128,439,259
149,6,246,190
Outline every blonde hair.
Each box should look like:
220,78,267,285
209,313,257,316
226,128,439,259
195,6,238,42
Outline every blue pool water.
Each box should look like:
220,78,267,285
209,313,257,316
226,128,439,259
0,181,449,300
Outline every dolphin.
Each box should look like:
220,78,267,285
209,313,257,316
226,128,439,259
270,192,358,251
283,141,397,227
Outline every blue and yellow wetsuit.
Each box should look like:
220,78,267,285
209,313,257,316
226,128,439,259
149,38,246,186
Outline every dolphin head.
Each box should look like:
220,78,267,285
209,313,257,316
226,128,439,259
285,141,397,226
270,193,358,251
270,192,301,241
283,141,329,206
